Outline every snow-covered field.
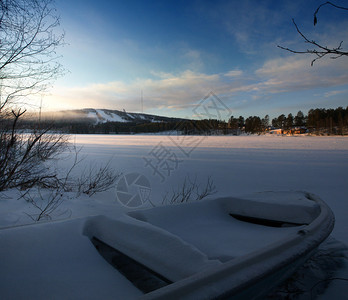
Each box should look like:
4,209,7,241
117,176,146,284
70,134,348,242
1,134,347,299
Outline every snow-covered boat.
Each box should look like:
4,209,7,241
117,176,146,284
0,191,334,299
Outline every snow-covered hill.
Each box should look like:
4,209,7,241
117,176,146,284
84,108,171,124
37,108,184,124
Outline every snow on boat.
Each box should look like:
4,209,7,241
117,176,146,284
0,191,334,299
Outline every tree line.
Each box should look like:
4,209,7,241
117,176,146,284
228,106,348,135
19,106,348,135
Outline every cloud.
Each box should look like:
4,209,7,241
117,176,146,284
253,56,348,94
43,54,348,116
182,49,203,71
224,70,243,77
324,89,348,98
255,56,307,76
44,70,227,114
221,55,348,100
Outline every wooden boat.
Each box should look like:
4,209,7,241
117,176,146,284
0,191,334,299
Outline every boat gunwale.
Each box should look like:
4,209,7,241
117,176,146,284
141,193,335,299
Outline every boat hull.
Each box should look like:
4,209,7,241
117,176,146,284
138,192,335,299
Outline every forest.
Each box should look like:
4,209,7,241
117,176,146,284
19,106,348,135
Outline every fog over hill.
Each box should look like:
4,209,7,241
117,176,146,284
28,108,186,124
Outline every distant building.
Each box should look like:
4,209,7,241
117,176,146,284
292,127,307,134
269,129,282,135
283,127,307,135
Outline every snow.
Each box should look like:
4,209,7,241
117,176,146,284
86,111,98,122
67,134,348,241
126,113,135,119
83,215,221,281
235,191,321,224
96,109,129,123
86,109,159,123
128,195,309,262
0,134,347,299
0,217,142,300
86,110,130,123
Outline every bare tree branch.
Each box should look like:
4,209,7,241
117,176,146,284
314,2,348,25
0,1,119,222
0,0,64,108
0,0,66,192
278,2,348,65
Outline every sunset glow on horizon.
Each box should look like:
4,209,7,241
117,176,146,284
40,0,348,120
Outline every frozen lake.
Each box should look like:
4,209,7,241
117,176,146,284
1,134,347,299
73,134,348,244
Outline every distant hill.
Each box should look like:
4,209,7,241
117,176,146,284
20,108,192,134
81,108,184,124
28,108,186,124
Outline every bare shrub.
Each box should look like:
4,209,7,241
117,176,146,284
22,187,70,222
0,1,120,221
0,110,68,191
267,238,348,299
162,175,217,205
21,149,120,221
0,0,66,192
76,161,121,197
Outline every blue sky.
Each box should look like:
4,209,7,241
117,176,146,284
43,0,348,119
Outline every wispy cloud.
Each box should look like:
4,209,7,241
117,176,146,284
45,70,226,113
254,56,348,94
324,89,348,98
182,49,204,72
219,56,348,99
224,70,243,77
44,54,348,117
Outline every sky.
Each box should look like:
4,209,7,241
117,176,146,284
41,0,348,120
